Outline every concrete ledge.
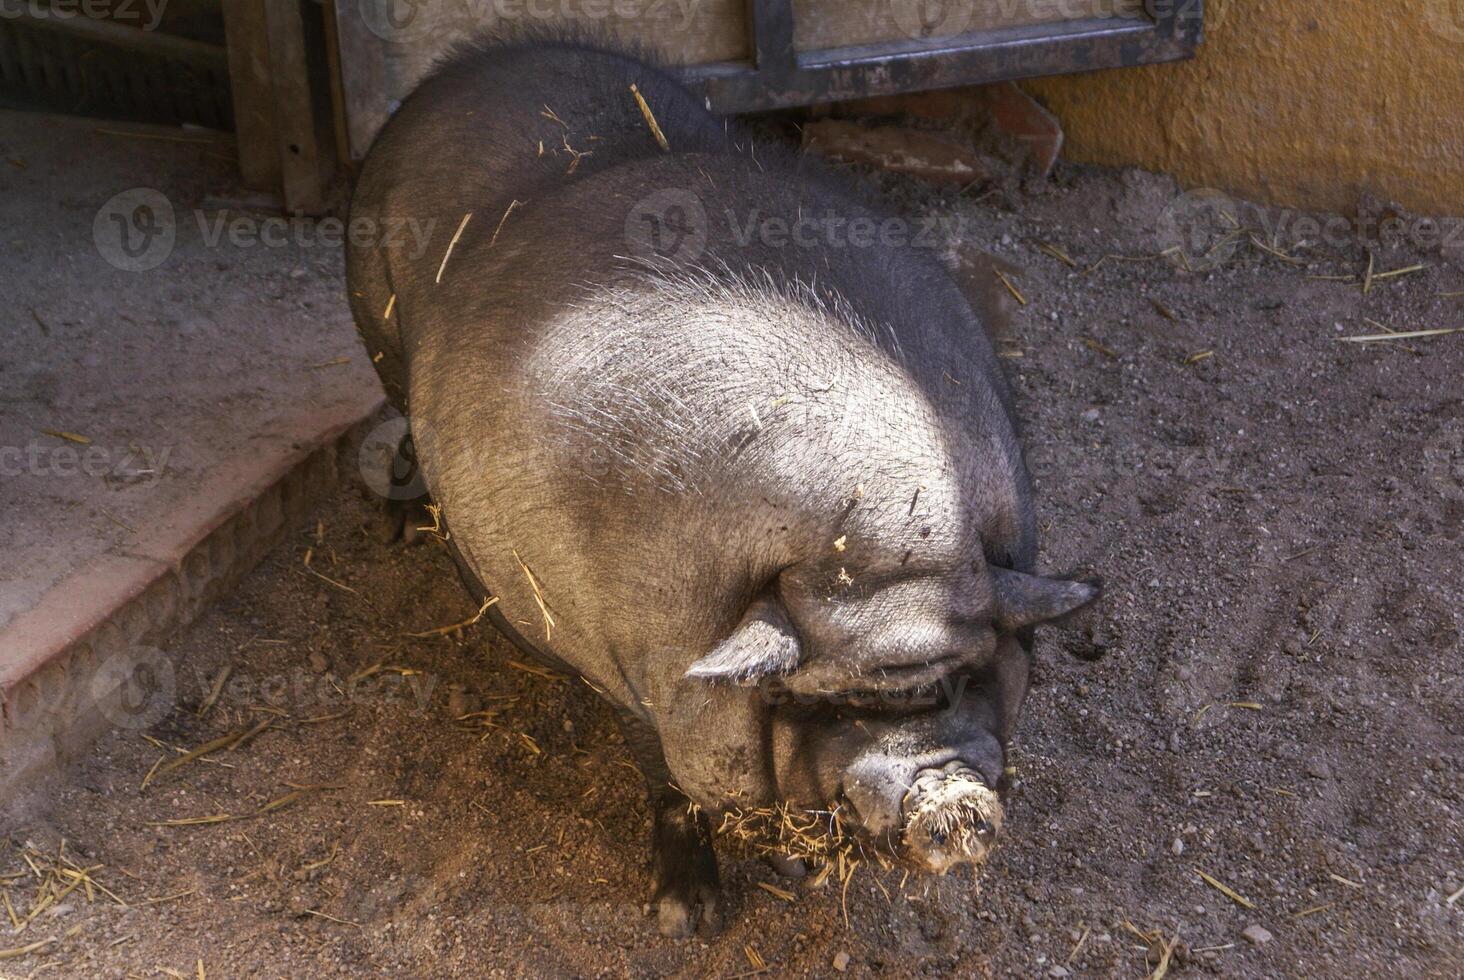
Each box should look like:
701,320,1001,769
0,400,383,798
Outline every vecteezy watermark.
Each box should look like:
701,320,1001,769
93,188,175,272
177,662,442,716
885,0,975,40
195,211,437,258
93,646,176,729
0,440,171,486
358,415,437,501
356,0,698,44
883,0,1172,41
1156,186,1464,271
93,188,441,271
755,674,974,712
1156,187,1242,271
625,187,709,265
1423,417,1464,508
91,647,445,730
0,0,168,30
625,187,965,265
727,209,963,251
358,0,438,43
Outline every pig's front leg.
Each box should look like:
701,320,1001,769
616,711,721,937
370,429,435,546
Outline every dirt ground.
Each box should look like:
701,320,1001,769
0,111,379,634
4,159,1463,978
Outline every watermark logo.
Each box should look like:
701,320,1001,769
1156,187,1241,271
887,0,972,40
0,440,170,486
624,189,962,264
195,210,437,257
93,187,175,272
0,0,168,30
92,646,176,730
626,187,709,266
359,0,439,42
1423,418,1464,507
1154,187,1464,271
357,0,698,41
358,415,437,500
756,674,973,712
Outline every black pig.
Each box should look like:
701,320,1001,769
347,28,1098,936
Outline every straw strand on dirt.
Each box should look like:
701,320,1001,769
405,595,499,638
993,268,1026,305
1194,866,1255,908
1339,326,1462,343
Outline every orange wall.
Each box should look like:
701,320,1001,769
1023,0,1464,215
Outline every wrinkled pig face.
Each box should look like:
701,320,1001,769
677,548,1098,875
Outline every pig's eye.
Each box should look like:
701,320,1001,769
823,676,963,715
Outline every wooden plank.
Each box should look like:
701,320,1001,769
790,0,1145,52
221,0,279,191
262,0,326,213
15,7,227,69
329,0,389,161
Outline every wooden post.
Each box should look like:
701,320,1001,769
263,0,329,214
221,0,279,192
329,0,390,163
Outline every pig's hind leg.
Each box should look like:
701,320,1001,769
616,711,721,938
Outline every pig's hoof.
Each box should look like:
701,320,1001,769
651,810,721,938
653,864,720,938
375,498,434,547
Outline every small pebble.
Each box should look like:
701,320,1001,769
445,685,479,718
1171,837,1185,856
1081,408,1101,422
1242,924,1273,946
832,951,850,972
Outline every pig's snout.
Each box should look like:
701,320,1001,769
900,762,1004,875
841,742,1005,875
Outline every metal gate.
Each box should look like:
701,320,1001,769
692,0,1202,112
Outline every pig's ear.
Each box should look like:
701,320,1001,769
684,593,802,685
991,568,1101,632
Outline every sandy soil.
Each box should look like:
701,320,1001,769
3,161,1463,978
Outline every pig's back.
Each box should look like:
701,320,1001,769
402,149,1025,700
346,28,731,407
